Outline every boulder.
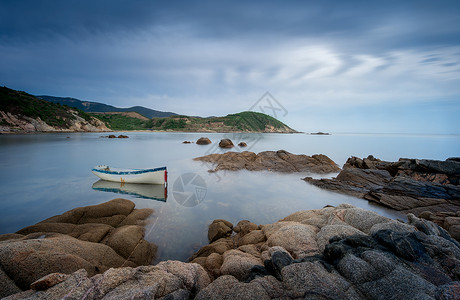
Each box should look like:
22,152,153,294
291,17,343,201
182,140,192,144
0,199,155,297
5,262,210,300
218,139,234,148
196,137,212,145
220,250,263,281
238,142,247,147
208,219,233,243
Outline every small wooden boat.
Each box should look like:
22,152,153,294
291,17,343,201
92,165,167,185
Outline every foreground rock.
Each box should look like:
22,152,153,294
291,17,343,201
6,204,460,299
304,156,460,240
5,261,210,300
190,204,460,299
0,198,156,297
195,150,341,173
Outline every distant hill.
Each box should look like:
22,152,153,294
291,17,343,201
37,95,177,118
0,87,109,132
145,111,297,133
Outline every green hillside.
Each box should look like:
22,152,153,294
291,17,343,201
37,95,177,118
0,86,92,128
91,113,147,130
144,111,296,132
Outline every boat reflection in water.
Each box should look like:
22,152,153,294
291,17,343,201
92,180,167,202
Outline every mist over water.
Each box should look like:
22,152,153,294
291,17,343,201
0,132,459,262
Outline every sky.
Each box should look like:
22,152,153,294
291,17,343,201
0,0,460,134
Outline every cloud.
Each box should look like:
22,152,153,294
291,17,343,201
0,1,459,133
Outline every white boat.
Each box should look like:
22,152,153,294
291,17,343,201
92,165,167,185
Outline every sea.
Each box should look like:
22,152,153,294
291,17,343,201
0,132,459,262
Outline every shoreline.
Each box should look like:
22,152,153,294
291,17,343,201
2,201,460,299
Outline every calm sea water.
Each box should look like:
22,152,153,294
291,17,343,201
0,132,459,262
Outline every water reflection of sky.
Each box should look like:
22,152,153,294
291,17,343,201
0,132,459,262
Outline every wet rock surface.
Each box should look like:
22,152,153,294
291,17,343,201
0,198,156,297
305,156,460,240
196,137,212,144
218,138,234,148
195,150,341,174
6,204,460,299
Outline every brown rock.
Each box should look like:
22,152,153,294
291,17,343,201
30,273,69,291
197,137,212,145
0,199,156,295
220,250,263,281
239,230,266,246
195,150,340,174
208,220,233,243
218,139,234,148
233,220,258,236
189,239,233,261
182,140,192,144
117,135,129,138
205,253,223,278
238,142,247,147
102,225,156,265
108,135,117,138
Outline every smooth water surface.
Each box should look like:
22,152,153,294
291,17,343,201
0,132,459,262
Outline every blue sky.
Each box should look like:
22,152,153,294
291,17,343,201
1,1,459,133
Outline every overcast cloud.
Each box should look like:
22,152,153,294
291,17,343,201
1,0,459,133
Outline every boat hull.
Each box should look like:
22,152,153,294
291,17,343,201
92,166,166,184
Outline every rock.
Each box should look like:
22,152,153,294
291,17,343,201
102,225,156,265
196,137,212,145
234,220,258,236
305,156,460,240
281,260,360,299
108,134,117,138
218,138,234,148
220,250,263,281
195,275,281,300
0,199,155,297
6,262,210,300
195,150,341,174
239,230,266,246
205,253,223,278
117,135,129,138
189,239,234,261
182,140,192,144
0,266,21,298
30,273,68,291
8,204,460,299
238,142,247,147
208,220,233,243
265,223,319,258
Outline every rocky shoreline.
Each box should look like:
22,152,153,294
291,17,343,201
3,203,460,299
0,199,155,298
305,156,460,241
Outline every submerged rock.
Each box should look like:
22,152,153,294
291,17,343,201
195,150,341,174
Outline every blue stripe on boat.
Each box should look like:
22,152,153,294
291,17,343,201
92,166,166,175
